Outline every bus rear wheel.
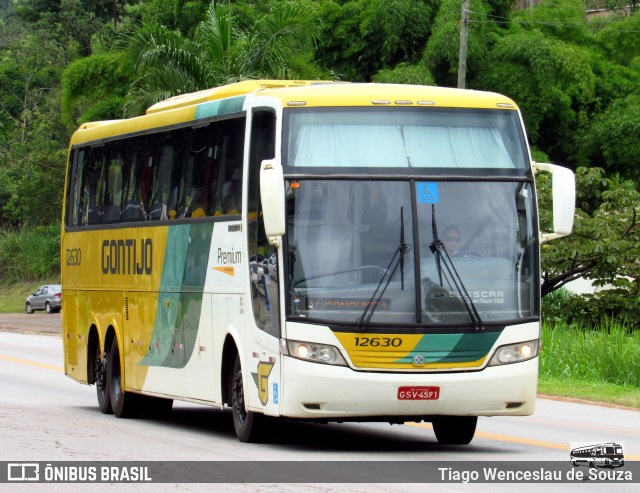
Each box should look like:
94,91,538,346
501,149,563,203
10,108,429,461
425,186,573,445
95,343,112,414
108,337,140,418
432,416,477,445
231,354,263,442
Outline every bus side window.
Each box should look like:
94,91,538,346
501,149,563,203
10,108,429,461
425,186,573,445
87,146,105,225
167,128,189,220
102,148,125,224
148,138,174,221
70,148,86,227
182,124,211,218
122,137,148,222
214,118,245,215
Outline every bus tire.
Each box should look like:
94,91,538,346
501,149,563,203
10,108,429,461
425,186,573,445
95,343,112,414
108,337,140,418
432,416,477,445
231,354,263,442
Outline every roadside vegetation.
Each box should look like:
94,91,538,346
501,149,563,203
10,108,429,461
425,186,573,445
0,226,60,283
539,318,640,408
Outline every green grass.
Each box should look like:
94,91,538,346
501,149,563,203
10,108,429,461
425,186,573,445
540,319,640,386
538,319,640,408
0,279,60,313
538,376,640,409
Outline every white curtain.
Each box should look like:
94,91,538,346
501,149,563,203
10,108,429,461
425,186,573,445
289,124,516,168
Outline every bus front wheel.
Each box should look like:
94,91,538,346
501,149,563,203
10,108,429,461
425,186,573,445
432,416,477,445
231,354,263,442
108,337,140,418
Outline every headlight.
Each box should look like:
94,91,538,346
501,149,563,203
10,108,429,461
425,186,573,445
284,339,347,366
488,340,539,366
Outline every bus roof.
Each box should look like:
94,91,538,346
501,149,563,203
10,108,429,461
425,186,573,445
144,80,519,112
256,82,519,110
69,80,519,146
145,80,331,115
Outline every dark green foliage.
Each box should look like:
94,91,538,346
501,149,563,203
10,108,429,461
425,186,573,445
580,95,640,183
116,1,322,116
595,12,640,66
0,225,61,282
478,30,595,150
373,62,436,86
61,54,130,125
316,0,435,81
424,0,501,87
539,167,640,325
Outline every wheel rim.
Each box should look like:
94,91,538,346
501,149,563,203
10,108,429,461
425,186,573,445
111,347,122,403
232,368,247,425
26,303,32,313
45,303,51,313
96,347,108,398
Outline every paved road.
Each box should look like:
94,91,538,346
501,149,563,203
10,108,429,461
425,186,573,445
1,330,639,492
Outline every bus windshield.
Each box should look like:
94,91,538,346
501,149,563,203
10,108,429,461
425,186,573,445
285,179,538,327
284,107,529,170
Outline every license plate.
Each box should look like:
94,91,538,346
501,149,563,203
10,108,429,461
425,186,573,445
397,386,440,400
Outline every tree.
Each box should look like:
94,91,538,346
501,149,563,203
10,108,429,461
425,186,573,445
372,62,435,86
61,54,129,126
478,29,595,159
0,18,67,227
595,10,640,66
315,0,435,82
579,95,640,184
424,0,500,88
513,0,592,47
115,0,322,116
538,167,640,323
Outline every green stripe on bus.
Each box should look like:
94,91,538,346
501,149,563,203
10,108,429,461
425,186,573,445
141,223,213,368
393,331,501,364
194,95,246,120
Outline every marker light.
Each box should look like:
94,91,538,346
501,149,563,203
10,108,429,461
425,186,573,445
488,340,539,366
285,340,347,366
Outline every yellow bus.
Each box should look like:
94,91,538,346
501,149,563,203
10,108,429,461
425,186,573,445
61,80,575,443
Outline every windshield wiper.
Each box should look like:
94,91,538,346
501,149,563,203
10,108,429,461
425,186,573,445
429,204,484,331
356,207,411,331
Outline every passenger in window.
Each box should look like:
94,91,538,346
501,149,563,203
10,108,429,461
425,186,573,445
190,188,206,218
221,168,242,214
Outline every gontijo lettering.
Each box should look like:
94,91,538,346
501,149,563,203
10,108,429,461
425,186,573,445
101,239,152,275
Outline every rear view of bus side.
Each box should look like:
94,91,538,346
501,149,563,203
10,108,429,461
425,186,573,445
61,80,575,443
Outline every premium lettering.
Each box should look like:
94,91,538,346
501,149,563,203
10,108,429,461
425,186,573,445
217,247,241,264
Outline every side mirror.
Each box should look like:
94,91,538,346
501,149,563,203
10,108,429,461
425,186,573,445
260,159,285,246
534,162,576,243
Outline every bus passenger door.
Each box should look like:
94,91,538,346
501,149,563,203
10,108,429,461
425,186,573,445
246,108,282,416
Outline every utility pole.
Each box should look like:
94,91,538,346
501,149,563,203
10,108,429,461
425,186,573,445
458,0,471,89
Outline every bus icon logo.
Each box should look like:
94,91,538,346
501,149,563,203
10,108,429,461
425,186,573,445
7,463,40,481
570,442,624,469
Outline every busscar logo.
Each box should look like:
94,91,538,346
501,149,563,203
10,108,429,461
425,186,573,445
8,463,39,481
570,442,625,469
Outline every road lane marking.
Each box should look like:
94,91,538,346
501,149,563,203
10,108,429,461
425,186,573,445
0,353,63,372
5,349,640,461
406,422,640,460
